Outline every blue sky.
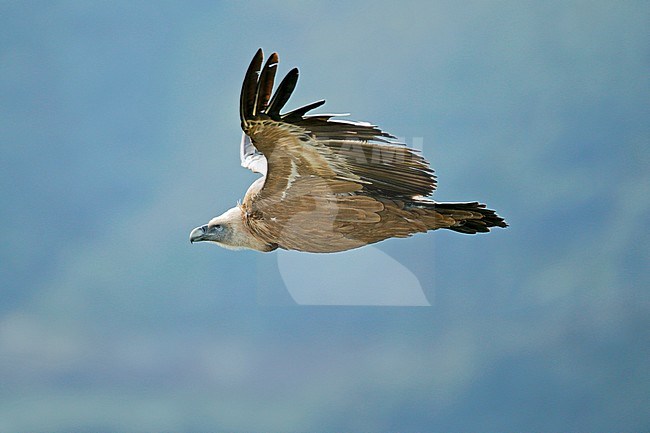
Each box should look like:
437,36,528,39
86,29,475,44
1,1,649,431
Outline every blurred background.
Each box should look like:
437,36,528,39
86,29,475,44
1,1,648,431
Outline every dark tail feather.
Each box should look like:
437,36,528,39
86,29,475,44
427,201,508,234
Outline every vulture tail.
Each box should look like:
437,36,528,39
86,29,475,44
413,201,508,234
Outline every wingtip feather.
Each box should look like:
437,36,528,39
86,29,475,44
267,67,299,118
240,49,264,127
254,52,280,116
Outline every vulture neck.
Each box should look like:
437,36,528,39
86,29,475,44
221,205,276,252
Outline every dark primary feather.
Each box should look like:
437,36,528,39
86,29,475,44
266,68,299,119
254,53,278,116
240,49,264,128
281,100,326,122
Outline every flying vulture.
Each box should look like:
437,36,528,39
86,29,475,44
190,49,507,253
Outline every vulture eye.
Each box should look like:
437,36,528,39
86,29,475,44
213,224,224,232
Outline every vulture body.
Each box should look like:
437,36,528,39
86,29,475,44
190,50,507,253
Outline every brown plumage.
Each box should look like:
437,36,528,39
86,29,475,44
189,49,507,253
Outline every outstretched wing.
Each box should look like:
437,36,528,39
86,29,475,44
238,49,437,251
240,49,436,196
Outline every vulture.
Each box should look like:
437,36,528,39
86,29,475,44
190,49,507,253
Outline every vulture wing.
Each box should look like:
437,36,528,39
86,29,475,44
239,49,436,196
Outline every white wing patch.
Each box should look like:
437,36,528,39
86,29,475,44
240,133,268,175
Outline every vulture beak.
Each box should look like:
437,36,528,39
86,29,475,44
189,225,209,243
